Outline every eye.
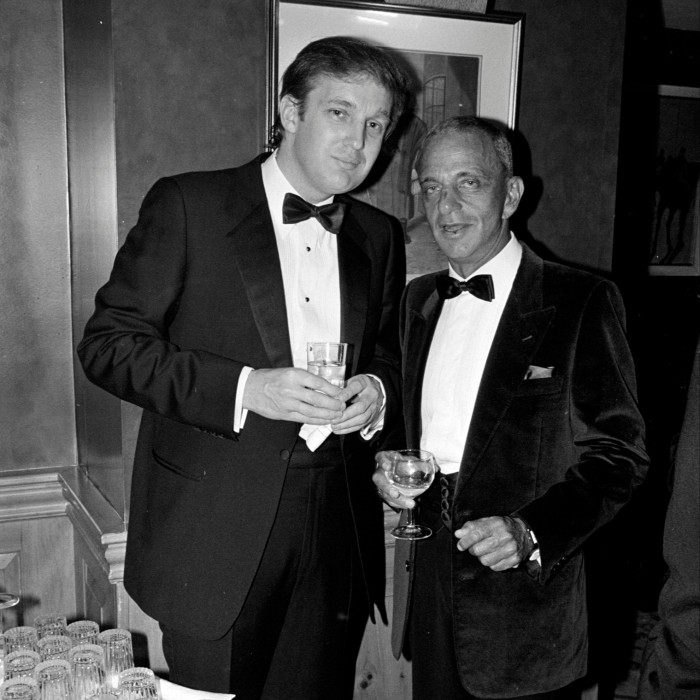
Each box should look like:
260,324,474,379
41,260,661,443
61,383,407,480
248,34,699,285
421,183,440,197
329,109,347,120
366,120,386,136
459,178,479,190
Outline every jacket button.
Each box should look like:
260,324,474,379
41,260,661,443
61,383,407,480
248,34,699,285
280,449,291,461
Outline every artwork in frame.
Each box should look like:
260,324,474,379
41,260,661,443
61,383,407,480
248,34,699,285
648,85,700,277
268,0,523,277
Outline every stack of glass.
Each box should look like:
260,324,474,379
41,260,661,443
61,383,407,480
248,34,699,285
0,613,160,700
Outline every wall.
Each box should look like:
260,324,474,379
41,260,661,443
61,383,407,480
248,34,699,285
0,0,77,473
492,0,626,273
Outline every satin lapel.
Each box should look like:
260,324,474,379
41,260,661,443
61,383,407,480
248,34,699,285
404,280,444,448
337,210,370,377
455,251,555,497
228,199,293,369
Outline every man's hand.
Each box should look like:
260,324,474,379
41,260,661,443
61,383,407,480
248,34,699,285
243,368,344,423
372,450,415,510
454,516,533,571
331,374,383,434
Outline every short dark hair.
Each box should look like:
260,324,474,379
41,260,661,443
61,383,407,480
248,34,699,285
415,116,515,180
269,36,410,148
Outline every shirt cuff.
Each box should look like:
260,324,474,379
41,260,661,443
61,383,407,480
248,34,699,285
234,366,254,432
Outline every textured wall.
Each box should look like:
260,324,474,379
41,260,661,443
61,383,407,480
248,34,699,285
113,0,268,246
0,0,77,471
493,0,626,273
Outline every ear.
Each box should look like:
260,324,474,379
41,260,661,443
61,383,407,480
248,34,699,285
502,176,524,220
279,94,301,135
410,168,421,196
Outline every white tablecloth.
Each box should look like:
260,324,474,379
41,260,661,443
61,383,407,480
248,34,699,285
159,677,235,700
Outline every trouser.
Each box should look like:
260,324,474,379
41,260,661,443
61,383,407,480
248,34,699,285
161,436,367,700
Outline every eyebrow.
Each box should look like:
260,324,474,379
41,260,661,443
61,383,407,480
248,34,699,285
325,97,391,120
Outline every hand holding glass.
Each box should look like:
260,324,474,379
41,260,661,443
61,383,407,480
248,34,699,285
386,449,437,540
306,342,347,388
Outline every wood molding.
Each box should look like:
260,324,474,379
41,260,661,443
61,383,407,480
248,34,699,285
0,471,66,522
0,468,126,582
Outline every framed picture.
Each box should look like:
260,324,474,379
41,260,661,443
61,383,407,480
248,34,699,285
268,0,523,277
648,85,700,277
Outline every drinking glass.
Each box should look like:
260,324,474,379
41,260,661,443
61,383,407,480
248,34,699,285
33,616,67,642
4,650,41,680
118,667,161,700
66,621,100,647
36,636,71,663
306,342,347,388
33,659,73,700
85,692,121,700
69,644,106,700
0,677,39,700
386,449,438,540
97,629,133,689
0,595,21,692
0,594,20,632
4,628,38,655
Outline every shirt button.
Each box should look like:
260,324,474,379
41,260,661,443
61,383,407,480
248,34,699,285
306,246,311,252
305,297,310,302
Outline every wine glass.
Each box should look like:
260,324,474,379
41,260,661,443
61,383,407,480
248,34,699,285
387,449,438,540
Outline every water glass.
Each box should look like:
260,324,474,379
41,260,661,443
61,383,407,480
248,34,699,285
0,677,39,700
69,644,106,700
4,650,41,680
66,621,100,647
97,629,133,689
3,628,38,655
36,636,72,663
33,659,73,700
118,667,160,700
33,616,67,642
306,342,347,388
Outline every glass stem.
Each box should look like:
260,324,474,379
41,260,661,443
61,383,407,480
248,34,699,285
406,506,416,528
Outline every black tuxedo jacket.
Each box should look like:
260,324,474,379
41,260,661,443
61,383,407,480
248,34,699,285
78,154,405,639
392,245,648,696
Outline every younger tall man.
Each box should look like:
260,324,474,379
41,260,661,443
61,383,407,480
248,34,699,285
79,37,409,699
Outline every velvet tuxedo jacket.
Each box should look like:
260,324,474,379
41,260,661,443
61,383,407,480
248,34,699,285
391,245,648,697
77,154,405,640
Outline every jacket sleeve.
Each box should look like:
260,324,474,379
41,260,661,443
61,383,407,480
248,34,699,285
516,280,649,582
77,177,244,438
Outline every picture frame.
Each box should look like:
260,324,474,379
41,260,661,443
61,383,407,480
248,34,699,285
268,0,523,277
647,85,700,277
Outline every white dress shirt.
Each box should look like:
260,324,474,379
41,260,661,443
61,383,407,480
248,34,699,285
234,154,384,447
421,234,522,474
235,154,341,432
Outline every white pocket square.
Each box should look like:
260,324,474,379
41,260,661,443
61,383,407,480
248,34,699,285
524,365,554,380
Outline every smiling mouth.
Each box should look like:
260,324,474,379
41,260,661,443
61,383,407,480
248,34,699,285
334,156,361,170
440,223,467,234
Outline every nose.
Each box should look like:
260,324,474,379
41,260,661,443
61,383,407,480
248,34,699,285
438,186,459,214
345,121,365,150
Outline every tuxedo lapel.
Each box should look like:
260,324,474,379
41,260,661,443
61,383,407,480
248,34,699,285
228,169,293,369
337,207,370,378
455,249,555,496
404,278,444,448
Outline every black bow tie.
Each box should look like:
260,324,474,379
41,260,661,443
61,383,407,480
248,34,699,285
282,192,346,234
436,274,495,302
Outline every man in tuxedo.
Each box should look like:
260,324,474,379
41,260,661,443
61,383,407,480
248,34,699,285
78,37,408,699
374,116,649,699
